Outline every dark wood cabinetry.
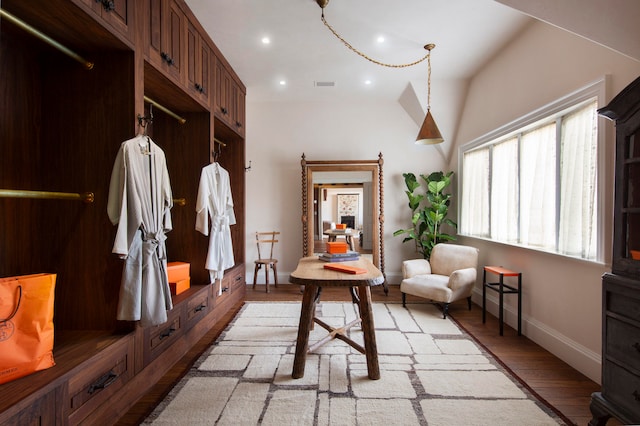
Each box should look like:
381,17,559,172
590,76,640,425
145,0,185,84
77,0,134,44
0,0,246,423
186,21,212,106
214,55,246,137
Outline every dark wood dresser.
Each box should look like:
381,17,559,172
590,75,640,425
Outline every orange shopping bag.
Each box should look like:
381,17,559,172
0,273,56,385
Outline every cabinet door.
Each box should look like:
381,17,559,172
186,22,211,105
233,83,246,137
214,57,232,124
145,0,184,83
1,390,57,426
77,0,134,42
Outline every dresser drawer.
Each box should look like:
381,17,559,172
185,286,210,329
67,335,134,423
606,317,640,371
605,276,640,321
144,308,183,363
603,360,640,422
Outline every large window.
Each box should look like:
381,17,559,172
460,81,604,261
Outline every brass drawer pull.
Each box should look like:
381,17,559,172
88,370,118,395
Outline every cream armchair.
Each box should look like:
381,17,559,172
400,243,479,319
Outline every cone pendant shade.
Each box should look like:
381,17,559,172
416,109,443,145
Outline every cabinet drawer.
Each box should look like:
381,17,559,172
606,317,640,371
144,308,183,363
67,335,134,422
186,286,210,328
603,360,640,422
605,277,640,320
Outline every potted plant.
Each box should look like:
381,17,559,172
393,171,457,259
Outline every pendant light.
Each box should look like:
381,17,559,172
416,44,444,145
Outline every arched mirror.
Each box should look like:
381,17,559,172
301,153,385,281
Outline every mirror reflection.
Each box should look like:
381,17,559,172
301,154,385,281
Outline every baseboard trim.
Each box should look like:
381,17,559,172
472,288,601,383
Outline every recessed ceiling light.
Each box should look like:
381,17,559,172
364,80,372,85
376,36,385,43
261,37,271,44
279,80,286,86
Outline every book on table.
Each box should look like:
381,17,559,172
318,251,360,262
323,263,367,274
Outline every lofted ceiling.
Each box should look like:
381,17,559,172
185,0,532,103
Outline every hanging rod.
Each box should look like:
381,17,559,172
0,189,94,203
213,137,227,147
173,198,186,207
0,9,94,70
143,96,186,124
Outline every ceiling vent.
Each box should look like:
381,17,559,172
314,81,335,87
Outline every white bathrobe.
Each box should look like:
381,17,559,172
195,163,235,282
107,134,174,327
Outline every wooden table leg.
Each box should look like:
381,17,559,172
357,284,380,380
292,284,317,378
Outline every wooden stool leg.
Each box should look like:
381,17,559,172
253,264,259,290
357,284,380,380
293,284,317,379
265,265,270,293
273,262,278,288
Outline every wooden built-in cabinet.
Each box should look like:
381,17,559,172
590,76,640,425
214,55,246,137
0,0,247,423
186,21,212,106
77,0,134,44
145,0,185,85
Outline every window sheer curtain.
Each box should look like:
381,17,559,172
491,138,519,243
460,95,599,260
462,149,490,236
520,124,557,250
558,101,598,258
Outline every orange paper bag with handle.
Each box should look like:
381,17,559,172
0,273,56,384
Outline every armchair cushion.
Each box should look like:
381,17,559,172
402,259,431,278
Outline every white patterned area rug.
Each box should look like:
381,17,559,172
144,302,570,425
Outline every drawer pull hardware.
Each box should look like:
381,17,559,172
194,304,206,312
633,342,640,352
160,52,175,66
95,0,115,12
221,286,229,293
221,107,228,115
159,327,176,340
88,370,118,394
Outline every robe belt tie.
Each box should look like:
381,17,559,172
211,215,230,232
142,230,167,260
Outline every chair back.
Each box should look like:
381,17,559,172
256,231,280,261
430,243,478,276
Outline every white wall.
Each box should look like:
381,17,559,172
244,100,447,285
452,20,640,383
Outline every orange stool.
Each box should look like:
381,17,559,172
482,266,522,336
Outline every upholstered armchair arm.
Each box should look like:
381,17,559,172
448,267,477,291
402,259,431,279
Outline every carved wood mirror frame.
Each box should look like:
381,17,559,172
301,153,385,277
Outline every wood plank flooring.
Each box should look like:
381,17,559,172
118,283,608,426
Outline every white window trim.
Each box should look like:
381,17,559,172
457,76,609,263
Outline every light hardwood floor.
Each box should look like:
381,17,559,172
119,283,608,426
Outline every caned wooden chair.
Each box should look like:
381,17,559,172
253,231,280,292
